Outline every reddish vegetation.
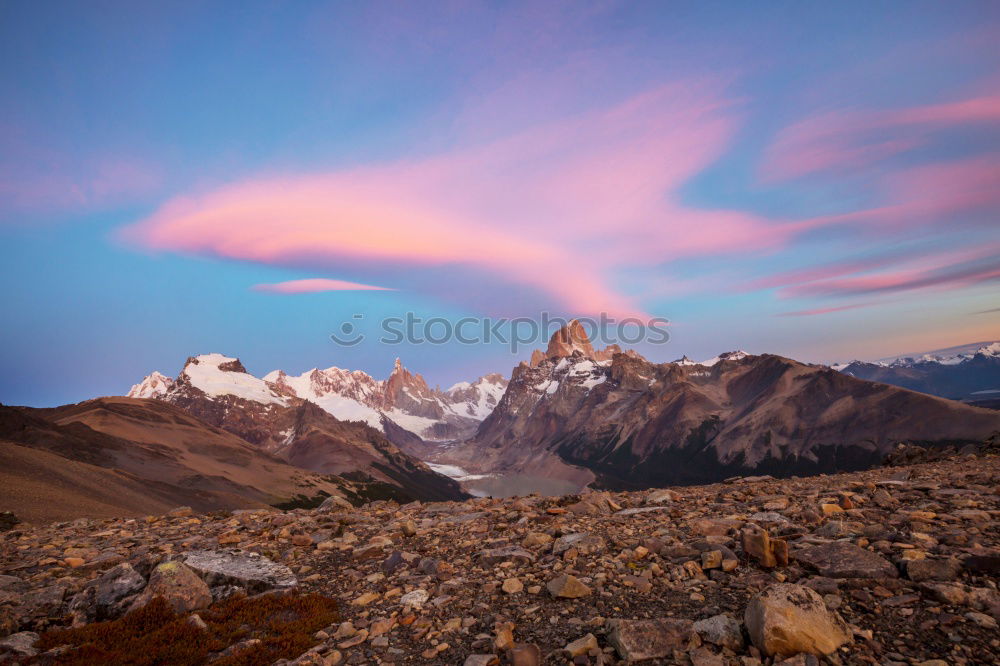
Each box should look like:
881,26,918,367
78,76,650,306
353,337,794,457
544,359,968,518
33,593,338,666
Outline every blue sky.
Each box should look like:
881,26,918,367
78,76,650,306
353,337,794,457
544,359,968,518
2,1,999,406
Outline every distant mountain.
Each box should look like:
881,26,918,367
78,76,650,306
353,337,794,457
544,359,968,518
130,354,507,444
436,322,1000,494
835,341,1000,404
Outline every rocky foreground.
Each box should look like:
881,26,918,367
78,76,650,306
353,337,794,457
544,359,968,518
1,447,998,665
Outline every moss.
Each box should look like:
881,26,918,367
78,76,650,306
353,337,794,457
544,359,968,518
35,592,338,666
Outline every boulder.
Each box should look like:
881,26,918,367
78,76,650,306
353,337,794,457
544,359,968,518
317,495,353,512
552,532,605,556
479,546,535,566
68,563,146,623
130,561,212,614
742,525,788,568
693,614,744,650
906,558,961,582
795,541,897,579
606,618,694,661
646,488,681,504
0,631,38,657
744,584,850,657
564,633,599,657
181,550,296,593
507,642,541,666
546,574,590,598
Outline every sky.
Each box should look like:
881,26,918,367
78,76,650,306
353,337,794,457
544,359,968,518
1,1,999,406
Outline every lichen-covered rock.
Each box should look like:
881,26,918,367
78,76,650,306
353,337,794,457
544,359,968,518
130,561,212,614
744,583,850,657
181,550,296,593
68,563,146,623
693,614,744,650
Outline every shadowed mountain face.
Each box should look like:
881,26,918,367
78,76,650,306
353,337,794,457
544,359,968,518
439,323,1000,493
838,342,1000,405
0,392,467,523
0,397,347,521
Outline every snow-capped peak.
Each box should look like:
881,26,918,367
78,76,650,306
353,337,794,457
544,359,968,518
127,370,174,399
128,354,510,443
674,350,751,367
978,342,1000,358
180,353,287,405
445,373,509,419
833,340,1000,371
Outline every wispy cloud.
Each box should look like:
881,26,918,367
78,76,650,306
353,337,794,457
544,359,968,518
122,81,798,317
761,92,1000,182
780,252,1000,300
776,303,876,317
252,278,396,293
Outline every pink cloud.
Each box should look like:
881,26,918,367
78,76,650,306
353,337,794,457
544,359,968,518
798,155,1000,234
122,82,796,317
776,303,876,317
761,92,1000,182
777,248,1000,300
253,278,396,293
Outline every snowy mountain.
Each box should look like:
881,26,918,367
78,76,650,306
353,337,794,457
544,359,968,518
128,353,508,443
674,350,751,367
834,341,1000,403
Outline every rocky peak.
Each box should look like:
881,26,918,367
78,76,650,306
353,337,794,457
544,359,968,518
546,319,596,359
127,371,174,399
529,321,644,367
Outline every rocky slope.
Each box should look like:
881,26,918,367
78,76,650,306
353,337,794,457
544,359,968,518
0,398,348,521
439,323,1000,494
837,341,1000,405
2,444,998,664
0,394,466,522
130,353,508,444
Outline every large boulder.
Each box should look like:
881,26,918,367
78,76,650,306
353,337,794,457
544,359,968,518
130,561,212,614
317,495,353,512
744,583,850,657
606,618,694,661
795,541,898,579
68,563,146,623
181,550,297,594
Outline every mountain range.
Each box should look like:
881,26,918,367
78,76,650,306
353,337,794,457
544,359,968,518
833,341,1000,406
433,321,1000,494
129,354,507,446
3,322,999,519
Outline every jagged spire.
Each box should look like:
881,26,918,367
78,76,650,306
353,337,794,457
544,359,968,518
545,319,596,359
